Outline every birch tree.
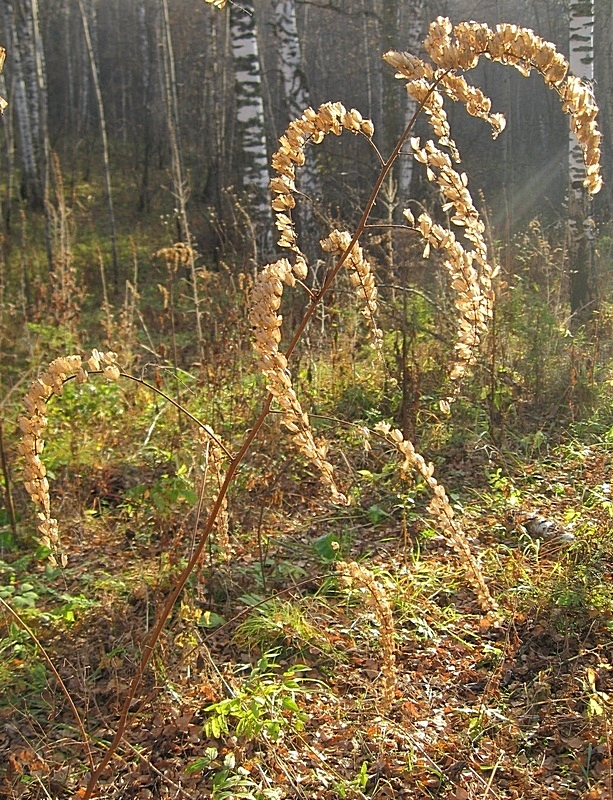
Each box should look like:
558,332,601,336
568,0,595,319
3,0,48,212
380,0,426,209
77,0,119,287
230,0,272,227
272,0,321,253
594,0,613,215
397,0,425,205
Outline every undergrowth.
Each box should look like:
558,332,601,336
1,13,612,800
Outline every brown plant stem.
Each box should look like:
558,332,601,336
0,595,94,775
0,418,17,539
81,87,442,798
82,395,273,798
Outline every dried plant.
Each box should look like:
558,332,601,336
249,257,347,504
385,17,601,195
404,139,494,400
320,228,383,350
18,350,120,565
198,426,230,556
336,560,396,711
43,153,85,336
16,18,604,797
249,103,379,503
374,422,495,612
156,241,195,273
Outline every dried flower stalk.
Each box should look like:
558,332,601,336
156,242,195,272
249,258,347,504
270,101,374,274
385,17,602,194
18,350,121,564
320,229,382,350
405,139,497,397
384,19,601,401
374,422,496,612
250,102,377,503
336,560,396,711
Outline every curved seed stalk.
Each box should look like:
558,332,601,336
375,423,496,612
336,561,396,711
386,17,601,194
18,17,603,798
19,350,119,565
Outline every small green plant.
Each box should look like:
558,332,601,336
234,597,331,656
203,652,310,742
186,748,282,800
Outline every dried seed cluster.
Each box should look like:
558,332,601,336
385,16,602,194
320,229,382,350
336,560,396,711
249,258,347,504
374,422,496,612
249,102,378,503
405,137,497,391
19,350,120,564
270,101,374,278
156,242,195,272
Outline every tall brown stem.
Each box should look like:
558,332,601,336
82,86,441,798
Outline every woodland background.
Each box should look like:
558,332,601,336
2,1,613,799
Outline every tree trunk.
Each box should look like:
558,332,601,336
3,0,47,211
380,0,425,209
0,63,14,232
568,0,596,322
397,0,425,206
158,0,206,364
230,1,272,231
594,0,613,215
272,0,320,253
76,0,119,288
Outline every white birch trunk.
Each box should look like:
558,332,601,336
272,0,320,250
569,0,594,192
568,0,596,318
230,0,271,222
398,0,425,205
3,0,45,208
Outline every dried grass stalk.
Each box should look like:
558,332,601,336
375,422,496,613
18,350,120,564
336,560,396,711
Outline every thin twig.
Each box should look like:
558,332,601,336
82,82,445,800
0,595,95,774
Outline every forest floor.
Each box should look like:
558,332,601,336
2,393,613,800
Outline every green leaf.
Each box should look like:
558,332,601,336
198,610,226,628
313,532,342,562
281,696,301,713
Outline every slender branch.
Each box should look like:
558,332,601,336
0,418,18,538
82,80,445,800
283,76,448,363
0,595,95,774
58,370,234,460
